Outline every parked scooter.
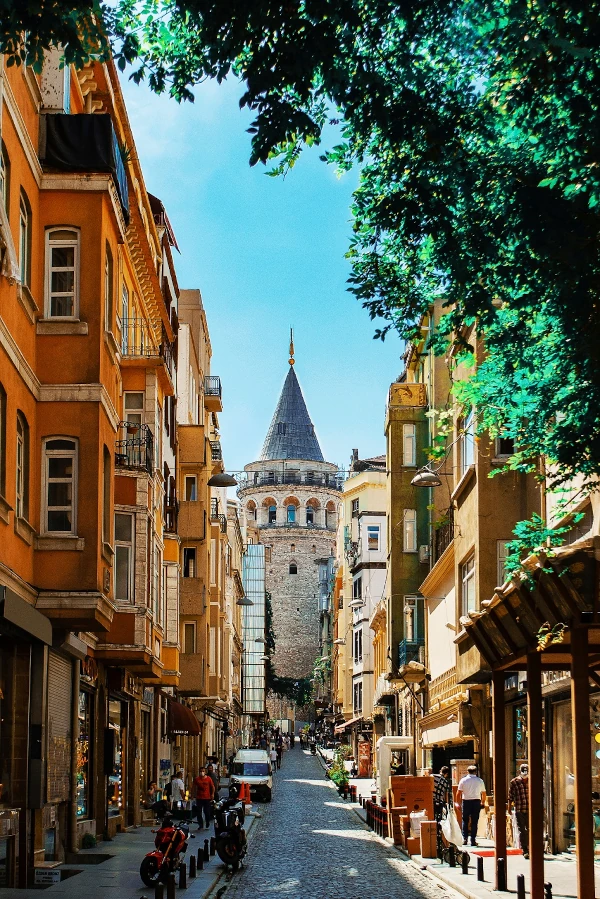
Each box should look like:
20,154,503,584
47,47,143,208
140,814,190,886
213,783,247,871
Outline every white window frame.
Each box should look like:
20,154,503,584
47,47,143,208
114,511,134,602
353,627,363,663
403,509,417,553
16,413,26,519
153,539,162,624
403,423,416,466
460,408,475,475
19,191,30,287
353,680,363,714
497,540,510,586
185,475,197,502
461,553,476,615
42,437,77,535
404,595,418,642
124,391,144,427
44,227,80,319
183,622,196,655
0,142,9,213
367,524,380,551
104,243,114,331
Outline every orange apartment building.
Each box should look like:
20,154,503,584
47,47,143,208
0,51,192,885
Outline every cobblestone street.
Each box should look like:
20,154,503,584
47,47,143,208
216,749,454,899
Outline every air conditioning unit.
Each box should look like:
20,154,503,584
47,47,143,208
419,545,430,563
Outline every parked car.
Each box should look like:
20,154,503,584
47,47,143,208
230,749,273,802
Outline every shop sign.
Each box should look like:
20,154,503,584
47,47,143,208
34,869,61,886
361,721,374,733
81,656,98,685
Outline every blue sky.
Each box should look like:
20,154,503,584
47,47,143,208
120,75,403,473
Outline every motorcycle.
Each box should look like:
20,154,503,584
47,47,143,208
213,784,247,871
140,814,190,886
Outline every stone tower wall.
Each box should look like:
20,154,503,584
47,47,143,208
239,480,339,679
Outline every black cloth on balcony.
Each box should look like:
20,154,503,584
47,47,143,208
43,114,130,223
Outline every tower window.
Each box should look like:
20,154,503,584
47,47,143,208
277,422,286,435
289,563,297,575
287,505,296,523
290,543,295,552
268,505,276,524
306,506,314,525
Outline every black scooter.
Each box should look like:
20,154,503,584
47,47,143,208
213,784,247,871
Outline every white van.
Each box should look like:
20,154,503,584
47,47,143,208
230,749,273,802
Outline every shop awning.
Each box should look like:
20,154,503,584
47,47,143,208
168,699,200,736
334,716,362,734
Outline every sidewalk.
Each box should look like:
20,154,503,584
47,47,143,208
3,809,258,899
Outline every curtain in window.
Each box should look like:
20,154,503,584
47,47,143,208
0,194,19,285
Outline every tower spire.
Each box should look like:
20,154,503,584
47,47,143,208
289,327,295,366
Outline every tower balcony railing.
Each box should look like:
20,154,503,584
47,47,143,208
261,519,337,530
237,470,344,492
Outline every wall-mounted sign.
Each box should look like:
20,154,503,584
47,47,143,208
34,869,61,886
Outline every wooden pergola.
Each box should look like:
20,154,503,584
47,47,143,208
458,538,600,899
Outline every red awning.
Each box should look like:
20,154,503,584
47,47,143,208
168,699,200,736
334,716,363,734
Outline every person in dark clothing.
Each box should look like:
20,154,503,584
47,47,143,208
509,764,530,858
433,766,452,821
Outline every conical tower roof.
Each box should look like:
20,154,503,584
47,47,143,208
260,364,325,462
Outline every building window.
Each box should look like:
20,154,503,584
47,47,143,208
353,628,363,663
367,525,380,551
114,512,134,601
264,545,272,562
185,475,197,501
495,436,514,457
183,547,196,578
277,422,286,435
306,505,314,525
460,408,475,475
353,681,363,714
19,190,31,287
0,142,10,212
461,553,476,615
246,501,256,520
42,438,77,533
124,391,144,427
290,543,295,552
0,384,5,497
312,544,316,553
268,505,276,524
353,577,362,603
153,540,162,623
497,540,511,586
105,243,114,330
289,562,298,575
16,412,29,520
351,498,359,518
403,509,417,552
120,283,129,352
45,228,79,318
403,423,416,466
183,622,196,654
287,504,296,523
404,595,422,643
326,502,336,529
102,446,111,546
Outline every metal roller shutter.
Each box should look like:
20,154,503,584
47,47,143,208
47,651,73,802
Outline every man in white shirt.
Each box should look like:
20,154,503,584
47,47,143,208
170,772,186,809
456,765,486,847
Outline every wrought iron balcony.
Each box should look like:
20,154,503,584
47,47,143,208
210,440,222,462
204,376,222,411
120,318,160,357
210,497,220,520
398,637,425,668
433,507,455,562
115,423,153,475
236,470,344,492
218,513,227,534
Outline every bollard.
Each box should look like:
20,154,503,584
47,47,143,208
155,883,164,899
203,839,209,862
497,858,507,892
189,855,196,879
544,884,553,899
461,852,469,875
167,872,176,899
179,862,187,890
448,845,456,867
197,847,204,871
516,873,526,899
210,836,216,856
477,856,484,882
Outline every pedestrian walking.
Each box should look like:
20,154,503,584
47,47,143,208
193,766,215,830
509,764,530,858
207,763,220,799
170,772,186,809
270,746,278,771
433,766,452,821
276,743,283,769
456,765,486,847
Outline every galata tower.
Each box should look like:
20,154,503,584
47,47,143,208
238,336,342,679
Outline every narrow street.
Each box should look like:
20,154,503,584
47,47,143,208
216,748,451,899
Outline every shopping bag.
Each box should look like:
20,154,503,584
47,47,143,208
441,808,463,847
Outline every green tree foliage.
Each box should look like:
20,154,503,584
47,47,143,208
5,2,600,486
264,591,312,706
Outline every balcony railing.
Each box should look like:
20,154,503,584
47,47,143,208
120,318,160,357
262,520,337,530
210,441,222,462
164,493,178,533
115,423,153,475
398,637,425,668
204,375,222,398
237,470,344,492
434,507,454,562
218,513,227,534
210,497,220,520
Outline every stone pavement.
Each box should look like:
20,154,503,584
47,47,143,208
212,747,461,899
3,806,257,899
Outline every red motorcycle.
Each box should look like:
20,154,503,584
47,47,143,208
140,815,190,886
